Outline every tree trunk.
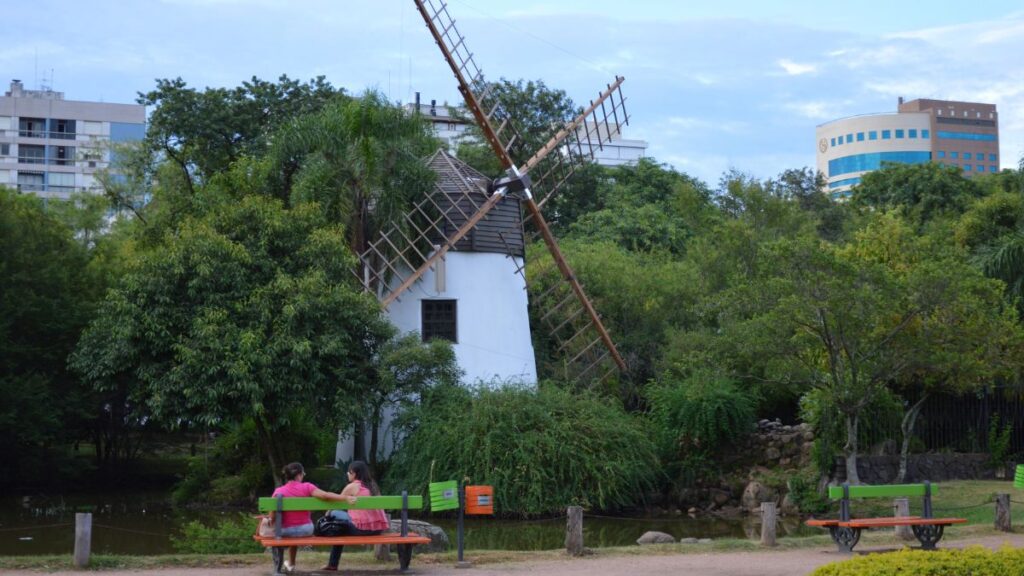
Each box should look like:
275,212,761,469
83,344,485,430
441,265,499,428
369,404,381,473
254,417,283,486
897,394,928,483
844,413,861,485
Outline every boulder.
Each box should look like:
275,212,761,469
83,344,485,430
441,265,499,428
698,538,713,544
387,519,448,553
741,481,773,511
680,537,699,544
637,531,676,545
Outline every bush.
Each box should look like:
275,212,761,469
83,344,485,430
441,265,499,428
800,387,903,474
386,383,658,517
811,546,1024,576
171,513,262,554
648,371,756,454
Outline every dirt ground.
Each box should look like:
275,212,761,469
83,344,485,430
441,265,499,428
4,533,1023,576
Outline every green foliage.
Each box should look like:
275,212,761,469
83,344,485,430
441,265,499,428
171,514,262,554
800,387,903,474
648,370,755,457
785,467,830,514
811,546,1024,576
387,383,658,516
987,414,1014,470
851,161,983,225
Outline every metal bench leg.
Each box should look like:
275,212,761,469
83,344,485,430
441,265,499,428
271,546,284,575
398,543,413,571
831,527,861,553
912,525,944,550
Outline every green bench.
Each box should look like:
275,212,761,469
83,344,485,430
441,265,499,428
806,482,966,552
254,492,431,573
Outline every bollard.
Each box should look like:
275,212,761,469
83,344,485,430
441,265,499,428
74,512,92,568
995,494,1011,532
894,498,914,541
565,506,584,556
760,501,777,547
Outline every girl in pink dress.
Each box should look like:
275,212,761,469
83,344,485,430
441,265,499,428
269,462,348,573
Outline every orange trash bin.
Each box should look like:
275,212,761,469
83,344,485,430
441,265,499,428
464,485,494,515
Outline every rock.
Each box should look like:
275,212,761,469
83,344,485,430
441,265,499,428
741,481,773,511
712,490,731,506
779,457,791,467
803,431,815,442
698,538,713,544
680,537,699,544
780,492,798,515
637,531,676,545
387,519,448,553
687,507,698,514
764,447,781,460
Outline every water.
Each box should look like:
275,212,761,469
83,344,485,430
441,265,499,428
0,492,816,556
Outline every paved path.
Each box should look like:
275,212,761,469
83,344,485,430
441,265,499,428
5,533,1023,576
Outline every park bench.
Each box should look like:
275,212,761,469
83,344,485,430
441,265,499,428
806,482,966,552
254,492,431,574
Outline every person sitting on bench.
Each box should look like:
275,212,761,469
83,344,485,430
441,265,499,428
270,462,349,573
320,460,390,572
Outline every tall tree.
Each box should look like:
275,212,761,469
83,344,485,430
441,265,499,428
71,194,393,485
851,162,982,225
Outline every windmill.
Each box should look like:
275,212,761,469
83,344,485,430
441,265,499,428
357,0,632,389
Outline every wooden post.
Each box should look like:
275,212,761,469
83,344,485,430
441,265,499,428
995,493,1011,532
74,513,92,568
565,506,584,556
894,498,914,541
760,502,777,547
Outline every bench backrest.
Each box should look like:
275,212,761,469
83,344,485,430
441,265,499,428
827,482,936,521
258,492,423,539
826,483,936,500
257,495,424,513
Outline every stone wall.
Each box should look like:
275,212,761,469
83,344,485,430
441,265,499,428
748,419,815,469
832,453,1002,484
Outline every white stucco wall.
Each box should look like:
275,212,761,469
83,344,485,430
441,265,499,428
385,250,538,385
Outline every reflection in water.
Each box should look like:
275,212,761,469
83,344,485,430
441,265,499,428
0,493,817,555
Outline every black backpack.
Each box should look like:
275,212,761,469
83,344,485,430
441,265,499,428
314,514,348,537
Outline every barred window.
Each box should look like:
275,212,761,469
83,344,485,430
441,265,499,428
422,300,457,343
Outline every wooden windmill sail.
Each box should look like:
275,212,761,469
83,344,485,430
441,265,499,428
357,0,632,384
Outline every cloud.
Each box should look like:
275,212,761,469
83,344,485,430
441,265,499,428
777,59,816,75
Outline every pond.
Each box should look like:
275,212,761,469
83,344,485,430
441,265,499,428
0,492,817,556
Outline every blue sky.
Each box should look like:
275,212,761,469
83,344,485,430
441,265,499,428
5,0,1024,185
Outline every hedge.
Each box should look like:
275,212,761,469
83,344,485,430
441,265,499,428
811,547,1024,576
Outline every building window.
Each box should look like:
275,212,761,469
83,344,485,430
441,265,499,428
19,144,45,164
989,154,997,162
895,129,905,138
922,129,930,138
908,129,917,138
18,117,46,138
991,165,998,172
51,119,76,140
845,134,852,143
964,164,972,171
937,109,943,115
869,131,878,140
951,152,959,159
0,143,8,156
422,300,457,343
17,171,44,192
937,151,946,158
882,130,891,139
963,152,972,160
831,137,836,147
856,132,864,141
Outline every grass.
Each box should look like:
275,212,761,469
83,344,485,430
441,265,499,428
1,480,1019,572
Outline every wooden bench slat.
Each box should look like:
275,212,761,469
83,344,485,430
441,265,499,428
826,483,935,500
257,495,424,512
842,517,966,529
805,519,841,527
253,533,431,547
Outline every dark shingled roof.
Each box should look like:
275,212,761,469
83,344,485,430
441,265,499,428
425,149,525,258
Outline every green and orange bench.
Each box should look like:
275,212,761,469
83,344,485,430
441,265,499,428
806,482,966,552
254,492,430,574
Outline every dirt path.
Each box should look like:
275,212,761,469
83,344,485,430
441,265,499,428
5,533,1023,576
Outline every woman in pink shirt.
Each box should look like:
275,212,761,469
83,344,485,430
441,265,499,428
320,460,390,571
270,462,348,573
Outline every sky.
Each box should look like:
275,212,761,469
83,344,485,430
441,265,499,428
6,0,1024,186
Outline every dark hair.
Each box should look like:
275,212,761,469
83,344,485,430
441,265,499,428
348,460,380,495
282,462,305,481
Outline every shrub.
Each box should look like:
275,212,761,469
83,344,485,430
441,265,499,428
646,370,755,485
811,546,1024,576
987,414,1013,470
800,387,903,474
171,513,262,554
386,383,658,517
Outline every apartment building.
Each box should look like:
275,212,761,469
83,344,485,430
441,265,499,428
0,79,146,200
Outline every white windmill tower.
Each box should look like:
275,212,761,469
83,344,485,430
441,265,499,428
338,0,632,463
